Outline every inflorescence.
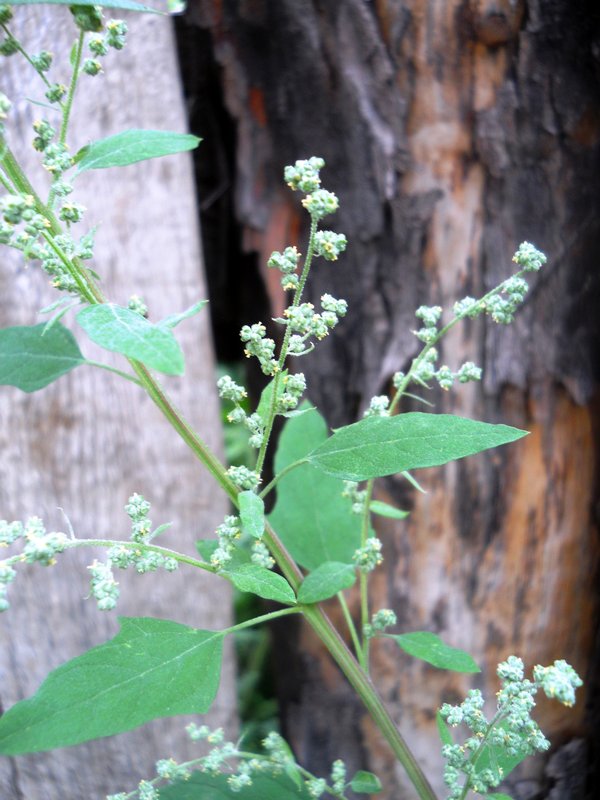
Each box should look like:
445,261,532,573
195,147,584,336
439,656,582,799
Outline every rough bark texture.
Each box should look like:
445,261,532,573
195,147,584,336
0,7,235,798
177,1,600,798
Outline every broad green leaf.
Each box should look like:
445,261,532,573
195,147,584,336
160,772,313,799
0,617,223,754
77,303,184,375
436,711,453,746
349,771,383,794
268,406,362,570
297,562,356,604
369,500,409,520
224,564,295,605
0,323,85,392
238,491,265,539
307,413,528,481
8,0,157,11
256,370,288,427
389,632,480,673
487,795,514,800
74,129,200,174
158,300,208,329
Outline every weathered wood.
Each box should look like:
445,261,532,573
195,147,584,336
0,7,235,798
180,0,599,797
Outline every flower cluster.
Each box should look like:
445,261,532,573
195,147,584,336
353,537,383,572
268,245,301,291
439,656,582,799
342,481,367,515
281,295,347,356
0,517,69,611
89,495,177,611
364,608,397,639
210,515,242,570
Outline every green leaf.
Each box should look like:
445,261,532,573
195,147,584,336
436,711,453,746
487,795,514,800
256,370,288,427
167,0,186,13
223,564,295,605
307,413,528,481
158,300,208,329
238,491,265,539
389,632,480,673
349,770,383,794
74,129,200,174
77,303,184,375
0,617,223,754
369,500,409,520
297,562,356,604
0,323,85,392
268,406,362,570
474,720,528,785
160,772,312,799
7,0,158,12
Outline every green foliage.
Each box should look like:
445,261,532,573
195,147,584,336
0,322,85,391
74,129,200,174
349,770,383,794
239,490,265,540
268,407,362,569
77,303,185,374
297,562,356,604
223,564,296,605
389,632,480,673
0,10,580,798
0,618,223,754
369,500,409,519
159,772,313,799
306,413,528,482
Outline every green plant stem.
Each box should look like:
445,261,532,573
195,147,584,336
59,31,84,146
303,603,438,800
457,709,503,800
259,457,307,499
337,590,362,661
84,359,143,386
359,480,374,671
223,605,301,636
255,215,319,475
0,23,53,91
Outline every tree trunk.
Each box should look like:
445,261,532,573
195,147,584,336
178,1,599,798
0,7,235,798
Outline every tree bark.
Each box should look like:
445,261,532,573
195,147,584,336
178,1,599,798
0,7,235,798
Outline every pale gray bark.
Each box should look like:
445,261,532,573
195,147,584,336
0,7,235,798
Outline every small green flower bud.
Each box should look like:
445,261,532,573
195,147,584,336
82,57,102,76
353,537,383,572
268,245,300,274
512,241,546,272
284,157,324,193
302,189,339,220
416,305,442,327
0,5,13,25
128,294,148,317
364,395,389,417
32,119,55,152
436,365,454,390
59,201,85,224
313,230,347,261
70,4,104,33
45,83,67,104
106,19,128,49
89,35,109,56
31,50,53,72
0,91,12,120
227,465,260,490
0,35,18,57
217,374,247,402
